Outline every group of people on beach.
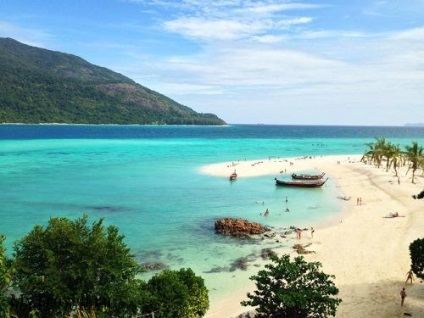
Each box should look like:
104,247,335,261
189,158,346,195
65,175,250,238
295,227,314,240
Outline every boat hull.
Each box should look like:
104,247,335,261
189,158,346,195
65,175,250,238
275,178,328,188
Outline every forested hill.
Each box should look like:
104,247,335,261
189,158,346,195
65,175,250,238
0,37,226,125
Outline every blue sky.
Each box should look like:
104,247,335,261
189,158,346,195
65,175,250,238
1,0,424,125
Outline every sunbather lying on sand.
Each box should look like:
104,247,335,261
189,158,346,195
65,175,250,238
384,212,405,218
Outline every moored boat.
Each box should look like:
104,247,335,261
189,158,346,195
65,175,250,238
229,171,237,181
291,172,325,180
275,178,328,188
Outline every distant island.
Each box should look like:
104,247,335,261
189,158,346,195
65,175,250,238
404,123,424,127
0,37,226,125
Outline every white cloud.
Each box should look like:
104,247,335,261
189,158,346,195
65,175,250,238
390,27,424,40
124,20,424,124
296,30,368,39
164,16,314,40
252,34,285,43
275,16,313,28
126,21,424,89
163,18,265,40
75,0,424,124
153,1,317,41
239,2,326,14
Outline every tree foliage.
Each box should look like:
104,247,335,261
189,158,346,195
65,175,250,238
409,238,424,280
7,215,210,318
12,215,141,317
140,268,209,318
0,235,11,318
241,254,341,318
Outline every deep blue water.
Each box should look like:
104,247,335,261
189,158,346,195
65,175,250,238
1,124,423,301
3,124,424,139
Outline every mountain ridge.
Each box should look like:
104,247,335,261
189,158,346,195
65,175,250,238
0,37,225,125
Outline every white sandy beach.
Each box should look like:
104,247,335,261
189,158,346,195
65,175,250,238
201,154,424,318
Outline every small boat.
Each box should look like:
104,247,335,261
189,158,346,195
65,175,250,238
275,178,328,188
229,171,237,181
291,172,325,180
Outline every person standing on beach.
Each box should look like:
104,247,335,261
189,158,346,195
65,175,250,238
405,270,414,284
400,288,407,306
310,227,315,238
296,228,302,240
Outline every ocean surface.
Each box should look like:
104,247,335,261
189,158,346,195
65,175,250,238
1,124,424,303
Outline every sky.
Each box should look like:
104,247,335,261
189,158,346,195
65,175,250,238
1,0,424,126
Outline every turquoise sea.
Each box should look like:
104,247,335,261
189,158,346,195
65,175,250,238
1,124,424,305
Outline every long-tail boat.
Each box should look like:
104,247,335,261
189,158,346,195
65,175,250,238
291,172,325,180
229,171,237,181
275,178,328,188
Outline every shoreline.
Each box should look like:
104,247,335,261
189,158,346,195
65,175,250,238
201,154,424,318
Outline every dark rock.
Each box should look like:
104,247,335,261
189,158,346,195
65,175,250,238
204,266,228,273
261,248,277,259
263,232,276,238
141,262,167,271
215,218,268,238
230,257,250,271
293,243,315,255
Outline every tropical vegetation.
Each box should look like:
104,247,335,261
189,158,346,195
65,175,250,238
140,268,209,318
0,235,11,318
409,238,424,280
241,254,342,318
0,37,225,125
1,215,209,318
362,138,424,183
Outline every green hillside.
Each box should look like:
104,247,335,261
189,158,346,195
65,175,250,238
0,38,225,125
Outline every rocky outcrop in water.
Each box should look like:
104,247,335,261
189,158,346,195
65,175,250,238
293,243,315,254
141,262,167,271
261,248,277,259
215,218,268,238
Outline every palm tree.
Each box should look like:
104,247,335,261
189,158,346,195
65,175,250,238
404,141,424,183
375,137,389,169
362,137,386,168
362,141,376,164
420,158,424,175
388,143,403,177
382,141,395,172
